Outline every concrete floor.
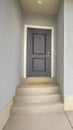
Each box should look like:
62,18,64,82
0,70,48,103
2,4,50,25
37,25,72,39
3,112,73,130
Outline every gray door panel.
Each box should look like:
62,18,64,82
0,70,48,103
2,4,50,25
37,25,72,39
27,28,51,77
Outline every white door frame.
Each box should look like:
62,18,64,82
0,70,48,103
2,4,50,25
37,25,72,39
24,25,55,78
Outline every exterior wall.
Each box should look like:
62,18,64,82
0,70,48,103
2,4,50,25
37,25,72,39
22,14,57,77
56,0,64,95
0,0,23,111
1,0,73,112
64,0,73,95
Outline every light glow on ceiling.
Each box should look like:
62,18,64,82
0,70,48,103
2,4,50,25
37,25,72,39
37,0,43,5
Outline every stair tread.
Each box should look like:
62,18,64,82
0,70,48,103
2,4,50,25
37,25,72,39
15,94,61,97
18,84,59,88
21,77,55,81
22,77,54,79
11,78,63,114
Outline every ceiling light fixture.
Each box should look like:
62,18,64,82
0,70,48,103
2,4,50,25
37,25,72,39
37,0,43,5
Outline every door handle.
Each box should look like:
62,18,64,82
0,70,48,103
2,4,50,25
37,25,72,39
47,52,50,54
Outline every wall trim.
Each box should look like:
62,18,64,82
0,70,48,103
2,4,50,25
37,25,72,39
24,25,55,78
0,99,13,130
64,96,73,111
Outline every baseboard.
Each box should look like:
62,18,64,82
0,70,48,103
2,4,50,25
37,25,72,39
64,96,73,111
0,99,13,130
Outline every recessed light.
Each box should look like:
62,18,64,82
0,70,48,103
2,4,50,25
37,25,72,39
37,1,43,5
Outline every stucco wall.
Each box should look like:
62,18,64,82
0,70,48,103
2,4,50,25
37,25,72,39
64,0,73,95
57,0,73,96
56,0,64,95
22,14,57,77
0,0,23,110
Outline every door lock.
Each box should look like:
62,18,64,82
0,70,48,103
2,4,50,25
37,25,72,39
47,55,50,57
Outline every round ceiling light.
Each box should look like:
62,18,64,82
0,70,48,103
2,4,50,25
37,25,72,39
37,1,43,4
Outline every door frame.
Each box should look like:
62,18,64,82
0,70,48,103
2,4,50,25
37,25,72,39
24,25,55,78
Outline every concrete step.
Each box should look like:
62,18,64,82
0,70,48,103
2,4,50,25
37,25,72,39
16,86,60,95
21,77,55,84
14,94,61,104
11,78,63,114
11,102,64,114
18,83,58,88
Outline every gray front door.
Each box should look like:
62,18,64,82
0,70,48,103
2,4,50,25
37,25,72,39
27,28,51,77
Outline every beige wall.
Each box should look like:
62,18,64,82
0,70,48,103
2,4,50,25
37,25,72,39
56,0,64,95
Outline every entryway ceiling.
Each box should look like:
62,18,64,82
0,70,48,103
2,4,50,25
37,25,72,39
20,0,61,15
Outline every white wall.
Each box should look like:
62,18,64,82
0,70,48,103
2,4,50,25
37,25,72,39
64,0,73,95
22,14,57,77
56,0,64,95
0,0,23,110
57,0,73,96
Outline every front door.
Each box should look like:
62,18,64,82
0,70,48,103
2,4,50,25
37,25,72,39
27,28,51,77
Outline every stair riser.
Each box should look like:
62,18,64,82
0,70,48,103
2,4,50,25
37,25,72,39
16,87,60,95
14,95,61,103
12,78,63,114
11,105,64,114
21,78,55,84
